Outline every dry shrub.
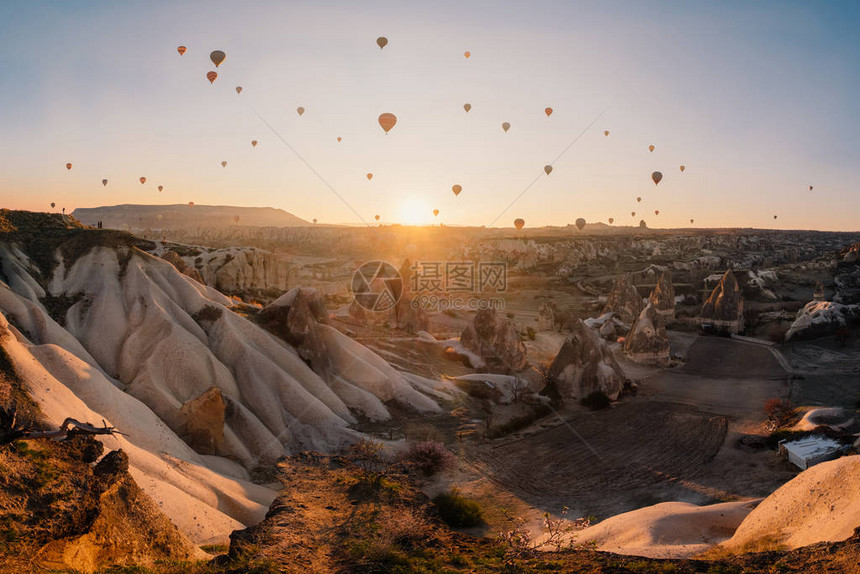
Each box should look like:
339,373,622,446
402,440,454,476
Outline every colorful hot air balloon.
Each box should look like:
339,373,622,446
376,37,388,49
680,165,685,173
637,196,642,202
649,145,655,152
604,130,610,136
544,165,553,175
177,46,186,55
652,171,663,185
102,179,108,186
654,210,660,216
139,177,146,184
452,184,462,196
251,140,258,147
433,209,439,217
378,113,397,133
575,218,586,230
375,214,380,221
514,218,525,230
366,173,373,180
297,106,305,116
210,50,226,67
221,161,227,167
608,217,614,224
235,86,242,94
502,122,510,132
464,50,470,59
158,185,163,192
337,137,342,142
545,107,553,117
206,71,217,84
65,163,72,170
463,103,471,112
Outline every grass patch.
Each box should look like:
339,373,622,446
433,489,484,528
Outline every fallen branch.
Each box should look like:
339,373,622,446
22,417,127,440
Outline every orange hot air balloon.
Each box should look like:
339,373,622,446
158,185,163,192
652,171,663,185
206,71,217,84
514,218,525,230
210,50,226,67
378,113,397,133
631,211,636,217
452,184,462,196
139,177,146,184
544,165,553,175
637,196,642,202
608,217,614,224
337,136,342,142
65,163,72,170
463,103,471,112
545,107,553,117
654,210,660,216
366,173,373,180
177,46,186,55
433,209,439,217
649,145,655,152
376,37,388,49
374,214,380,221
296,106,305,116
221,161,227,167
464,50,470,59
604,130,610,136
502,122,510,132
189,202,194,207
251,140,258,147
102,179,108,186
680,165,685,172
575,218,586,230
235,86,242,94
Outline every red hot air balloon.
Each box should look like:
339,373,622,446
514,218,525,230
206,71,217,84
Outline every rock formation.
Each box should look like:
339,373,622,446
160,250,204,284
624,303,670,366
547,319,625,401
700,269,744,334
602,274,643,325
179,386,226,454
459,308,527,372
536,303,555,331
785,300,860,341
584,312,628,341
648,271,675,321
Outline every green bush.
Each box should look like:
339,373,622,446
580,390,611,410
433,489,484,528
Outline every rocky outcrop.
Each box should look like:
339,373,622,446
160,250,204,283
648,271,675,321
584,312,628,342
547,319,625,401
180,386,226,454
536,303,555,331
624,303,670,366
460,309,527,372
814,280,826,301
700,270,744,334
602,274,643,324
785,300,860,341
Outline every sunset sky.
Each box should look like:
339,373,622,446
1,1,858,229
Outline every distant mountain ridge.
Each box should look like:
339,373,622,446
72,204,311,229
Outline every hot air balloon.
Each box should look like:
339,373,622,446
652,171,662,185
575,218,586,230
177,46,186,55
102,179,108,186
366,173,373,180
502,122,510,132
297,106,305,116
690,218,694,224
378,113,397,133
235,86,242,94
773,215,778,220
433,209,439,217
233,215,240,224
464,50,470,59
65,163,72,170
210,50,226,67
637,197,642,202
809,185,813,191
631,211,636,217
50,202,55,209
375,214,380,221
313,218,317,224
608,217,614,224
376,37,388,49
139,177,146,184
463,103,471,112
189,202,194,207
680,165,685,173
206,71,217,84
337,137,342,142
514,218,525,230
654,210,660,216
544,165,553,175
649,145,655,152
452,184,462,196
545,107,553,117
251,140,258,147
604,130,610,136
221,161,227,167
158,185,163,192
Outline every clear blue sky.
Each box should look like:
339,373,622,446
0,0,858,229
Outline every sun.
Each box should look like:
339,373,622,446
397,196,431,225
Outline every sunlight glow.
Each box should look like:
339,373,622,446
398,196,431,225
